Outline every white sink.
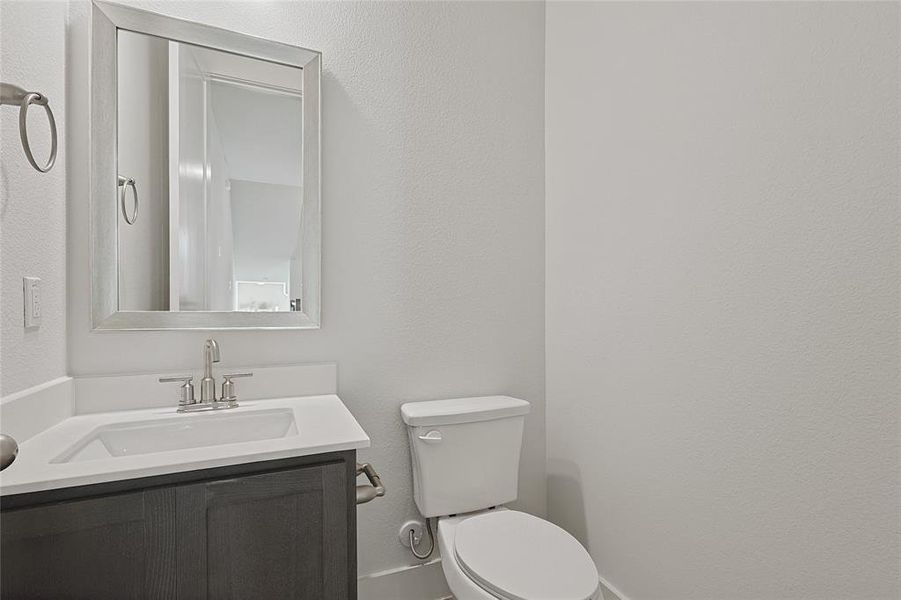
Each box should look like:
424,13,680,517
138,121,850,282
52,408,298,463
1,395,369,496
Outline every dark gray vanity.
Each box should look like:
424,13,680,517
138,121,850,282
1,451,356,599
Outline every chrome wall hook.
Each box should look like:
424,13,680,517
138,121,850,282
0,82,58,173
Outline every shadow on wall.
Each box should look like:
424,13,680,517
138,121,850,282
547,459,589,551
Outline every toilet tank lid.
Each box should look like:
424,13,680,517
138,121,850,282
401,396,530,426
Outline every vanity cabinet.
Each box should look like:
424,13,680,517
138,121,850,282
1,451,356,599
177,461,350,599
1,487,176,599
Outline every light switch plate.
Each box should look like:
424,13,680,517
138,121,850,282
23,277,41,328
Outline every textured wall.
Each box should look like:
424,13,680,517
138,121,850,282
546,3,900,599
67,0,546,576
0,1,68,396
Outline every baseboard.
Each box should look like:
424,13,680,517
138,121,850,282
599,573,629,600
358,559,451,600
357,560,622,600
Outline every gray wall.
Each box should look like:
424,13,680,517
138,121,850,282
0,1,68,395
67,0,546,577
546,3,900,599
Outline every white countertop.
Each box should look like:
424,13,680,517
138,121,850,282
0,394,370,497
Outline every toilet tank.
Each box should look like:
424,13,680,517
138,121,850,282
401,396,530,518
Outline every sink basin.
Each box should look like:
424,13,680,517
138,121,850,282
2,395,369,497
52,408,297,463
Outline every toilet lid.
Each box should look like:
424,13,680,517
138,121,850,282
453,511,598,600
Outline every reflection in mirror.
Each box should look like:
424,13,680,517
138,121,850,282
117,30,304,313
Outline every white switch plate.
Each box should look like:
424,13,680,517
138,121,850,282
23,277,41,328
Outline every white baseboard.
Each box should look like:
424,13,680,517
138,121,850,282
357,560,624,600
358,559,451,600
599,573,629,600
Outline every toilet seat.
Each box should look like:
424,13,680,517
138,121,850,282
452,510,598,600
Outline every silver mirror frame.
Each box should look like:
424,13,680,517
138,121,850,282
91,1,321,330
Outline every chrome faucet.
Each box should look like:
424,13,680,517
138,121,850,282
158,338,253,413
200,338,220,403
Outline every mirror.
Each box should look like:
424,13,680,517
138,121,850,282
118,31,305,314
91,2,320,329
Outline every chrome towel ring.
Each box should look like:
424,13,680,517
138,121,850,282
0,82,58,173
118,175,138,224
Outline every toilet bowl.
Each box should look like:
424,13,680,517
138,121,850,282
436,508,599,600
401,396,599,600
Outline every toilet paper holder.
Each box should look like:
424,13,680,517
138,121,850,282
355,462,385,505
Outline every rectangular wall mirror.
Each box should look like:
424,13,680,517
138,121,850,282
91,1,320,330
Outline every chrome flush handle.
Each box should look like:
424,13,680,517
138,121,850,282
417,430,443,443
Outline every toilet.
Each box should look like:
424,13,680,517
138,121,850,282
402,396,599,600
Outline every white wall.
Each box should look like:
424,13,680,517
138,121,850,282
67,0,545,577
0,1,68,396
546,3,900,599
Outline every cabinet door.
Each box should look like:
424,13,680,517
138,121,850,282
177,461,352,600
0,488,176,600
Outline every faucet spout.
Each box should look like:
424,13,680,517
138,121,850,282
200,338,221,403
204,338,220,377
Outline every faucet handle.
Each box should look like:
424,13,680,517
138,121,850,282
220,372,252,405
159,375,196,408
